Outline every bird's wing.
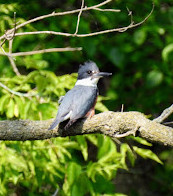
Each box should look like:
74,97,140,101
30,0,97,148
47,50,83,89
48,89,75,130
69,86,98,120
49,86,98,130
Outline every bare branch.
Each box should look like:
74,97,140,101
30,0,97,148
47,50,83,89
92,8,121,12
6,4,153,39
8,39,21,76
0,38,7,47
0,44,9,56
154,104,173,123
0,1,153,69
114,130,136,138
74,0,85,35
0,0,120,41
6,12,17,41
121,104,124,112
0,111,173,147
0,12,21,76
8,56,21,76
0,47,82,57
0,82,36,97
52,189,59,196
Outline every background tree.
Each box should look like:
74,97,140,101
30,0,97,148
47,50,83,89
0,0,173,195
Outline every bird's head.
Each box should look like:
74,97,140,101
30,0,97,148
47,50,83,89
76,61,112,86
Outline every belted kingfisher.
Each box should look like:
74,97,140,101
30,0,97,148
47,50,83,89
48,61,112,130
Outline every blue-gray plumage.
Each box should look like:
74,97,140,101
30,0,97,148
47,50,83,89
48,61,112,130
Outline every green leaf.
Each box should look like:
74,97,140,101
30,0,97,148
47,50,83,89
21,56,49,70
120,144,129,169
0,94,10,113
107,47,125,69
67,162,82,185
23,100,31,119
13,96,25,118
146,70,163,88
14,103,19,117
95,101,108,112
85,135,98,146
63,162,82,195
37,103,57,120
162,43,173,62
129,136,152,146
71,174,94,196
133,146,163,164
97,136,117,163
76,136,88,161
133,29,146,45
6,98,15,118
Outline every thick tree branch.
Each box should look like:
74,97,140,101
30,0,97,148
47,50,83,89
0,111,173,147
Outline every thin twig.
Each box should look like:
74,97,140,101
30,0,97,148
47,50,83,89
114,130,136,138
7,4,154,38
0,0,116,41
0,44,9,56
0,39,7,47
93,8,120,12
8,56,21,75
0,12,16,48
126,7,134,24
0,47,82,57
6,12,17,41
121,104,124,112
153,104,173,123
74,0,85,35
1,12,21,76
112,137,122,145
163,122,173,125
118,7,134,33
0,41,19,76
0,1,153,49
0,81,36,97
52,189,59,196
8,39,21,75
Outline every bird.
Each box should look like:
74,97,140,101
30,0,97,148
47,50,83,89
48,61,112,130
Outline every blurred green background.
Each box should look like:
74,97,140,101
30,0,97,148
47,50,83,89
0,0,173,195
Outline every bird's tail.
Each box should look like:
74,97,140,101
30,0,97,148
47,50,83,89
48,119,60,130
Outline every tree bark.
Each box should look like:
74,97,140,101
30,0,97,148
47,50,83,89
0,111,173,146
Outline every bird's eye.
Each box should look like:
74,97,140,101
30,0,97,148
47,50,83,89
87,70,92,75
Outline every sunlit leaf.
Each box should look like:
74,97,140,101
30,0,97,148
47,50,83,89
76,136,88,161
162,43,173,62
6,98,15,118
0,94,10,113
133,146,163,164
146,70,163,88
129,136,152,146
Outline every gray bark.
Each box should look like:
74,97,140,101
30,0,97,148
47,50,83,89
0,111,173,146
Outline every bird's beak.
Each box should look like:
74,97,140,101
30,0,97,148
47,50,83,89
93,72,112,78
